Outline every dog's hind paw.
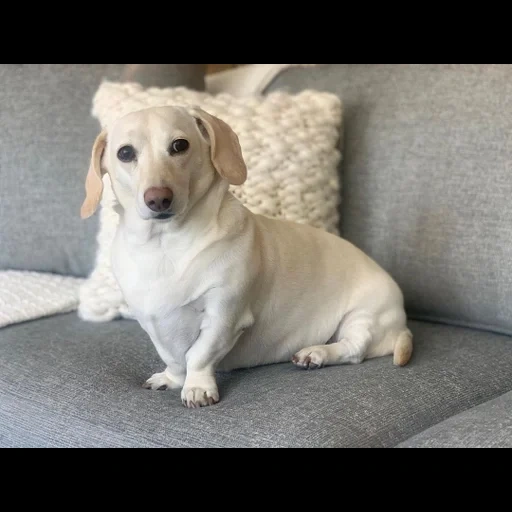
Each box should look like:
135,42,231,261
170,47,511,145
292,347,327,370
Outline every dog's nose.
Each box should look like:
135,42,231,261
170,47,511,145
144,187,174,212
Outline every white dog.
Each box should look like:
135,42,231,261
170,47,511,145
81,106,413,408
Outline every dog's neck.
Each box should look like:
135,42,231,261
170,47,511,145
117,178,239,249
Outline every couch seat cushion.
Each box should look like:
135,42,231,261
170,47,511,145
1,314,511,448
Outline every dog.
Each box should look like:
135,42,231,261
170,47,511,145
81,106,413,408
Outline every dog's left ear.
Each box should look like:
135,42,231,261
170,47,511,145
81,130,108,219
192,108,247,186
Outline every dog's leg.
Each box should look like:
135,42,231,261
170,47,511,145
141,326,186,390
292,313,372,370
143,365,185,391
181,306,253,408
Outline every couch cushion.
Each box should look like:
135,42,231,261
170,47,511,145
266,64,512,336
0,64,205,278
1,315,511,448
398,390,512,448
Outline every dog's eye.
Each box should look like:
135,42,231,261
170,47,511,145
169,139,189,155
117,145,136,163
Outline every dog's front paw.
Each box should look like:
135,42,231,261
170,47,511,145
181,386,219,408
143,370,182,391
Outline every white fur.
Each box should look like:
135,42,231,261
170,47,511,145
97,106,412,408
78,84,342,323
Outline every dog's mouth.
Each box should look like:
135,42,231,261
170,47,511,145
154,213,174,221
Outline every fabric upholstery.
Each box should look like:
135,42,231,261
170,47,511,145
1,315,511,448
398,390,512,448
121,64,205,91
267,64,512,336
0,64,205,277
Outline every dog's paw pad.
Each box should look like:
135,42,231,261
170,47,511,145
292,349,325,370
143,371,180,391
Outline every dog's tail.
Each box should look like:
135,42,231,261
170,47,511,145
393,329,413,367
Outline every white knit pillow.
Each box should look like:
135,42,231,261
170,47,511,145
78,82,343,322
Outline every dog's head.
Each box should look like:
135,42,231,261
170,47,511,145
80,106,247,221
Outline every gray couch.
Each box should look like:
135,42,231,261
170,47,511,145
1,64,511,448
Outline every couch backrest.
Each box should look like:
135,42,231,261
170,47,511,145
0,64,205,278
267,64,512,335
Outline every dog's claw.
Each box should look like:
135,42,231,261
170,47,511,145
157,385,168,391
183,396,217,408
181,386,219,408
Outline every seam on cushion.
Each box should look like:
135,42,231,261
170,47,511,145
407,313,512,339
393,389,512,448
389,318,512,447
392,386,512,448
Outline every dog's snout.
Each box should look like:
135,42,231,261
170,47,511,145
144,187,174,212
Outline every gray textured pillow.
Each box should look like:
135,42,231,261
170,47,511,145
267,64,512,336
0,64,205,277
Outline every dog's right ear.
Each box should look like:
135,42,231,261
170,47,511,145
81,130,108,219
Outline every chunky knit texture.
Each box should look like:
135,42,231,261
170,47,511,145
0,271,84,328
78,82,343,322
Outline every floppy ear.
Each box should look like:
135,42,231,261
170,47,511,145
192,108,247,186
81,130,108,219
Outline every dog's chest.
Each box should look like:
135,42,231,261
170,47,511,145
112,237,205,361
112,233,199,317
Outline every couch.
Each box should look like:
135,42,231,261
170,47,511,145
1,64,511,448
